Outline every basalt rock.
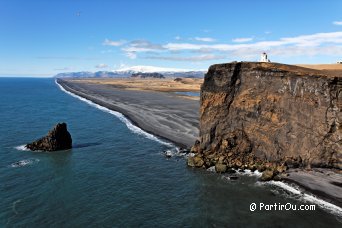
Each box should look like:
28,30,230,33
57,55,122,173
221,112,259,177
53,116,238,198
187,156,204,167
190,62,341,174
26,123,72,151
215,163,227,173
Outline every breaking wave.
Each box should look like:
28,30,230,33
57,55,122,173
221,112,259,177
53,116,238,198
56,80,173,147
262,180,342,217
9,158,39,168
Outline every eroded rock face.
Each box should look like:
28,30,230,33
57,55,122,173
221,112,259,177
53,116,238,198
26,123,72,151
193,62,341,171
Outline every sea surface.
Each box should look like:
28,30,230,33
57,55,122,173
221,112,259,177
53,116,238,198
0,78,341,227
174,91,200,97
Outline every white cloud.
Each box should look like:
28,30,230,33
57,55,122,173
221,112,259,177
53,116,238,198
194,37,216,42
103,39,126,46
333,21,342,25
95,63,108,69
125,52,137,59
232,37,253,43
164,32,342,52
115,65,197,72
122,40,165,52
146,54,225,61
105,31,342,62
54,67,73,71
175,36,181,40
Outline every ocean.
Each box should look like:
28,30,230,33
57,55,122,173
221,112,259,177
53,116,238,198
0,78,341,227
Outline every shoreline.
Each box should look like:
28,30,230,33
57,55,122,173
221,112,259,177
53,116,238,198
56,78,342,213
282,169,342,208
55,80,174,148
56,78,199,148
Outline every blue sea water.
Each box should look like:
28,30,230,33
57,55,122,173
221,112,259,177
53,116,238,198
174,91,200,97
0,78,341,227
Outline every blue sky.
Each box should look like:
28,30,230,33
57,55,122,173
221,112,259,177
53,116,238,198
0,0,342,76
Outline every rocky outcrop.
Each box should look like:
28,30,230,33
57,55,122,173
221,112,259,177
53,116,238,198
189,62,341,174
26,123,72,151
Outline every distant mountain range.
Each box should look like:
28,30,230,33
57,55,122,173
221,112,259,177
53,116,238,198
54,65,206,78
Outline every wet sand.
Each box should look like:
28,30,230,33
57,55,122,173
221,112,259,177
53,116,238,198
57,78,199,148
282,169,342,207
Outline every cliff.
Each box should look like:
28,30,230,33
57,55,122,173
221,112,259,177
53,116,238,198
189,62,341,174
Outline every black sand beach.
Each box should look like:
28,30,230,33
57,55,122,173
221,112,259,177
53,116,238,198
57,79,199,148
283,169,342,207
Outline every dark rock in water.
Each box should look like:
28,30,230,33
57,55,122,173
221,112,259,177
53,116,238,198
215,163,227,173
26,123,72,151
229,176,239,180
260,170,275,181
226,169,236,174
164,150,173,158
179,148,191,154
273,175,282,181
187,156,204,167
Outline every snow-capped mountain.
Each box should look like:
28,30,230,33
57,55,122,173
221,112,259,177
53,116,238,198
114,65,198,73
54,65,206,78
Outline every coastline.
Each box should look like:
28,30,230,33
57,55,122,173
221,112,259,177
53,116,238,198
56,78,342,214
56,78,199,148
282,169,342,208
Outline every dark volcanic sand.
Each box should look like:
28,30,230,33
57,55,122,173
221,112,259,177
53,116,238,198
57,79,199,148
283,169,342,207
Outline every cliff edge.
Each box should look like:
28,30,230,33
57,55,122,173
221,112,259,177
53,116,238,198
189,62,341,174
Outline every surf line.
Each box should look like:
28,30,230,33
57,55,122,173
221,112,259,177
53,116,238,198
265,181,342,218
55,80,174,147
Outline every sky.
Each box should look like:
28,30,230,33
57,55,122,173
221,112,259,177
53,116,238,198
0,0,342,77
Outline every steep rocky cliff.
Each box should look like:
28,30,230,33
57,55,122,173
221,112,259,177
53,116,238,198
189,62,341,173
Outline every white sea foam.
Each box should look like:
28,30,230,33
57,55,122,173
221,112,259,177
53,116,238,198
263,180,342,217
162,148,194,158
236,169,262,177
12,199,22,214
207,166,216,172
55,80,173,147
14,145,30,151
10,158,39,168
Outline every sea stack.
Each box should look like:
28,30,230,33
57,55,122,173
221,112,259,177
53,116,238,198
190,62,341,175
26,123,72,151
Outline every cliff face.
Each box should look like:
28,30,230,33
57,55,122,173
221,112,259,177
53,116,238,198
192,62,341,171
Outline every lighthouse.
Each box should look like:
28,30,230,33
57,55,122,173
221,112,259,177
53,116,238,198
260,52,270,62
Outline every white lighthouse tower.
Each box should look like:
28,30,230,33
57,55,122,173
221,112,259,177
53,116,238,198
260,52,270,62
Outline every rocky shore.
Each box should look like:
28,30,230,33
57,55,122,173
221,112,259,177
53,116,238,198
56,67,341,207
188,61,341,207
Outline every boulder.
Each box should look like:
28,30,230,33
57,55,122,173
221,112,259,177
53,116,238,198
26,123,72,151
187,156,204,167
215,163,227,173
260,170,275,181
